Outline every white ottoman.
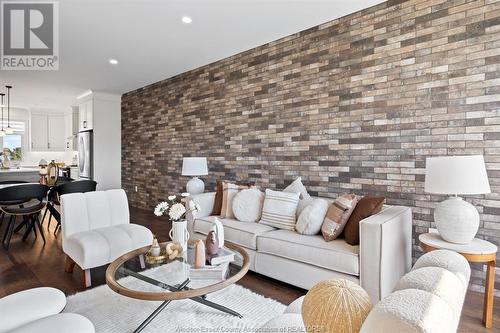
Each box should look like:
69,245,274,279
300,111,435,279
413,249,471,288
10,313,95,333
360,289,455,333
0,287,66,333
395,266,465,322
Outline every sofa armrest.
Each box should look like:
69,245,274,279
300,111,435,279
186,192,216,235
360,206,412,304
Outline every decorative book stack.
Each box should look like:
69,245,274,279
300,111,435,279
189,247,235,280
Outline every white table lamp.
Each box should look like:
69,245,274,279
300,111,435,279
425,155,490,244
182,157,208,195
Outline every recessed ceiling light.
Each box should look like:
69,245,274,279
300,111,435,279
109,59,119,65
181,16,192,24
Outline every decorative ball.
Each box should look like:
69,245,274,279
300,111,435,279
302,279,372,333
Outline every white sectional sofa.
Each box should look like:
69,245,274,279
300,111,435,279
188,192,413,303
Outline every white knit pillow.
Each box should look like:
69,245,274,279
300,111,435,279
296,199,329,235
232,188,265,222
259,189,300,230
221,182,248,219
283,177,313,216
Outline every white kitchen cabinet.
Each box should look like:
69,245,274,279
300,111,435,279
79,99,93,131
31,114,48,151
47,115,66,151
30,113,67,152
65,108,79,151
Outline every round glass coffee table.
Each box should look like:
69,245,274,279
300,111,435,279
106,241,249,333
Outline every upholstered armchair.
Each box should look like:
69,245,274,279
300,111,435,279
60,189,153,287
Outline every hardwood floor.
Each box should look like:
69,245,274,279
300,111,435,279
0,206,498,332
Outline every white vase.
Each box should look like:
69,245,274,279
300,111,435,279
434,197,479,244
169,219,190,252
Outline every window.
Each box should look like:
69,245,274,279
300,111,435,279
0,121,26,166
3,134,22,161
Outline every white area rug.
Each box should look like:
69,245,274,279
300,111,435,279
65,264,285,333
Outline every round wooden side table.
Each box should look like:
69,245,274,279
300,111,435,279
419,232,498,328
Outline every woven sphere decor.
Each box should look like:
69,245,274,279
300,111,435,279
302,279,373,333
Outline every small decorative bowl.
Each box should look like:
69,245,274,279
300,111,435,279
145,248,168,264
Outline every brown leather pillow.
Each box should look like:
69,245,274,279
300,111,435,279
212,180,255,215
343,196,385,245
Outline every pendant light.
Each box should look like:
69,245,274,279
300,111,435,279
0,93,5,137
5,86,13,135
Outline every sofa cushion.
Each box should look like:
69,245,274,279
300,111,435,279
194,216,276,250
64,224,152,269
257,230,359,276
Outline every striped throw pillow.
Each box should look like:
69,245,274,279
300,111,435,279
259,189,300,230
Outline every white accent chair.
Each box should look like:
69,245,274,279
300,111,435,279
0,287,94,333
60,189,153,287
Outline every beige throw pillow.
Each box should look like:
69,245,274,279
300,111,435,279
284,177,313,217
221,182,249,219
260,189,300,230
321,194,360,241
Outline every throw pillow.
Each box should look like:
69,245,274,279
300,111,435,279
283,177,313,216
343,196,385,245
260,189,300,230
212,180,255,215
296,198,330,235
321,194,360,241
232,188,265,222
220,182,250,219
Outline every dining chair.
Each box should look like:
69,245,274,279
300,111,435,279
0,181,30,228
43,180,97,234
0,183,50,250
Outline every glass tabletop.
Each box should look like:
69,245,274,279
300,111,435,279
106,241,249,301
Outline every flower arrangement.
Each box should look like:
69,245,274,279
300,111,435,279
154,192,201,221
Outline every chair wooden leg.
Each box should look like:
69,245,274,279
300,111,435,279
41,207,49,227
22,216,34,241
3,215,15,249
64,255,76,273
35,215,46,244
82,269,91,288
2,215,13,243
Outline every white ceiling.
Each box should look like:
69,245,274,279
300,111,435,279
0,0,383,111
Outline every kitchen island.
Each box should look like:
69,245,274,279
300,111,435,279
0,168,40,183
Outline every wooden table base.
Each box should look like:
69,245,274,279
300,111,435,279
483,260,496,328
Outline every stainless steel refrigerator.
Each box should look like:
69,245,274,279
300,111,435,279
78,130,93,179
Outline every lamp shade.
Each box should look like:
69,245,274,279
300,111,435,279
182,157,208,176
425,155,490,195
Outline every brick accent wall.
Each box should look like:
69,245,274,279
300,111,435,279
122,0,500,294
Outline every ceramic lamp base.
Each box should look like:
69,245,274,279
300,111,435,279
434,197,479,244
186,177,205,195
